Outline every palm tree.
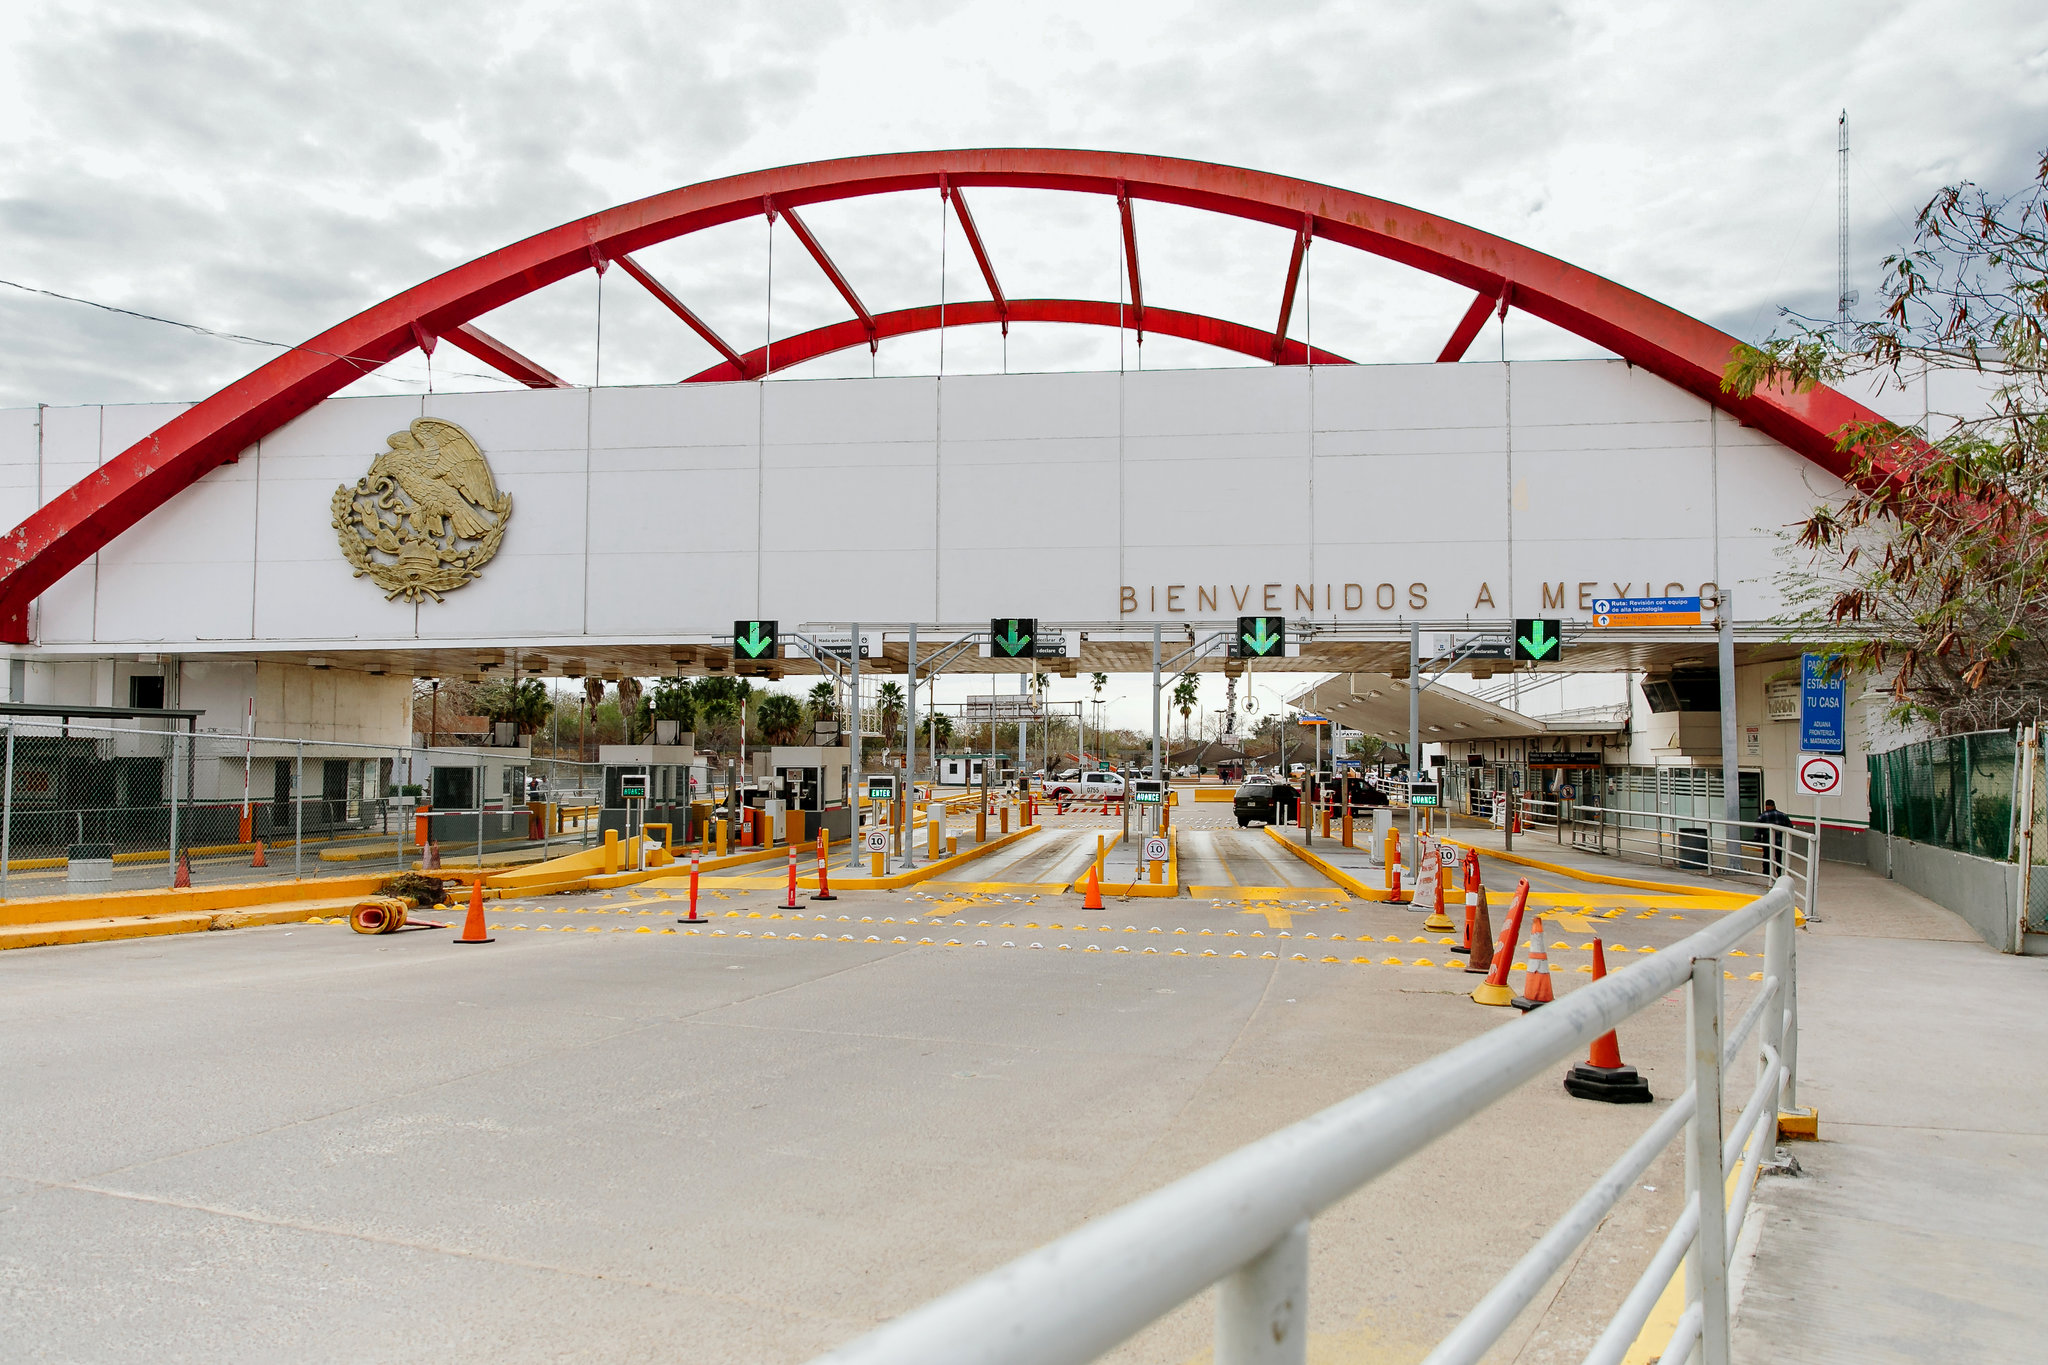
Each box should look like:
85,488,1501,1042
876,682,904,743
1090,672,1108,764
756,693,804,745
806,681,837,723
1173,673,1199,751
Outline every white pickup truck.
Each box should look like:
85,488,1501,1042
1043,771,1126,801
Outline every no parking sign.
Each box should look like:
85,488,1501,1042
1797,754,1842,797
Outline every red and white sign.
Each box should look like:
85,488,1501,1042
1797,753,1842,797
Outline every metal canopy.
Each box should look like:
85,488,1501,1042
1286,673,1630,744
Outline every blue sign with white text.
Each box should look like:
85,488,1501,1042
1799,653,1846,754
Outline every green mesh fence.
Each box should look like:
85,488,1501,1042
1866,729,2016,861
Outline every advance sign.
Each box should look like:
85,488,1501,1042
1797,754,1842,797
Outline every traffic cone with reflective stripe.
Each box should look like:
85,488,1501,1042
453,878,493,944
783,846,800,909
1463,883,1494,974
1082,862,1104,911
1423,842,1455,931
1512,915,1555,1010
1471,879,1530,1005
1565,939,1652,1103
1452,848,1479,955
678,852,706,923
811,830,837,901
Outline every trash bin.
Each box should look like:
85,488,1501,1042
1677,826,1709,870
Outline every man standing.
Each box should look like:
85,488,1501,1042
1757,798,1795,879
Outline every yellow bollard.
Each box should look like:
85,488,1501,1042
1096,832,1107,881
946,833,958,856
1342,802,1354,848
870,838,884,877
1384,826,1400,891
715,818,728,858
1150,854,1163,885
1000,805,1009,834
976,807,987,842
604,829,621,875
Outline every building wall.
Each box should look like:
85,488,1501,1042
0,359,1843,650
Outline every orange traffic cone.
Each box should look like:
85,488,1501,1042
1423,841,1455,931
1082,862,1105,911
1512,915,1555,1010
1565,939,1652,1103
1471,879,1530,1005
453,878,493,945
1464,884,1494,974
173,851,191,888
250,840,268,869
1452,849,1480,957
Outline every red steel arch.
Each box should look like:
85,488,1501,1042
0,149,1892,643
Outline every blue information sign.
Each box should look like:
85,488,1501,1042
1799,653,1846,754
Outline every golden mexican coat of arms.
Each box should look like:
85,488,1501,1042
332,418,511,602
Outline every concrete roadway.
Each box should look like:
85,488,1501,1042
0,814,1775,1363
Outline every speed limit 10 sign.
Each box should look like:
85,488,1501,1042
1143,836,1169,863
1797,753,1843,797
862,829,889,853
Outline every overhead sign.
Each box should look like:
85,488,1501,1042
1527,751,1604,768
733,619,779,661
1513,619,1562,662
1799,653,1846,754
1233,615,1286,659
1797,753,1843,797
1432,633,1512,661
1296,713,1330,727
789,630,880,661
1143,835,1168,863
1591,596,1703,627
1035,629,1075,659
862,829,889,853
964,696,1043,722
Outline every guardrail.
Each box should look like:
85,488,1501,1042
810,877,1799,1365
1507,800,1820,912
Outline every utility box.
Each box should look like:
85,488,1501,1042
67,843,114,892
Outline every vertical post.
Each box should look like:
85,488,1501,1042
904,622,918,871
167,730,182,887
1,724,13,902
1781,908,1802,1113
1407,621,1420,871
294,740,304,879
1762,905,1791,1153
1215,1219,1308,1365
1686,955,1732,1365
850,620,862,814
1804,820,1821,924
476,761,486,871
1718,587,1740,873
1151,622,1162,782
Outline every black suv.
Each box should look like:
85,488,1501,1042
1233,780,1300,827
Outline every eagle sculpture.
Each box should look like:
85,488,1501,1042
369,418,504,541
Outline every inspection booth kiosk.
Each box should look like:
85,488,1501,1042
599,737,696,845
425,742,532,846
937,753,1000,786
750,744,856,845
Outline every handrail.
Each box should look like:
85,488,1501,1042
811,878,1799,1365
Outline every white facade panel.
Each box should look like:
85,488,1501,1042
0,358,1841,651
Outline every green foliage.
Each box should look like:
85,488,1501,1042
1724,147,2048,731
756,693,805,745
876,681,905,738
806,681,837,722
475,678,553,733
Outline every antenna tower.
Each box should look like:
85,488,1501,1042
1837,110,1855,341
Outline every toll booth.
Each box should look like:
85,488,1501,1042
425,744,532,846
937,753,999,786
761,744,855,843
598,740,696,842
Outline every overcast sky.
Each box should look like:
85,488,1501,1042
2,1,2044,733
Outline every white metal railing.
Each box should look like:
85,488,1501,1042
809,878,1799,1365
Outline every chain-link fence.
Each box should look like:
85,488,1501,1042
0,719,609,898
2015,726,2048,935
1865,728,2017,861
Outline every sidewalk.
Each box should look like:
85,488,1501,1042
1731,860,2048,1359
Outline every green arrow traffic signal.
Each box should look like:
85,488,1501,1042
1514,618,1561,662
734,620,778,659
991,618,1035,657
1234,615,1284,658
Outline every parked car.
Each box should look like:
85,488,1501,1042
1233,779,1300,827
1045,771,1126,801
1307,774,1389,808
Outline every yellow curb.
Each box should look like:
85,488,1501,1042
1260,826,1387,900
1440,837,1757,903
0,874,393,929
